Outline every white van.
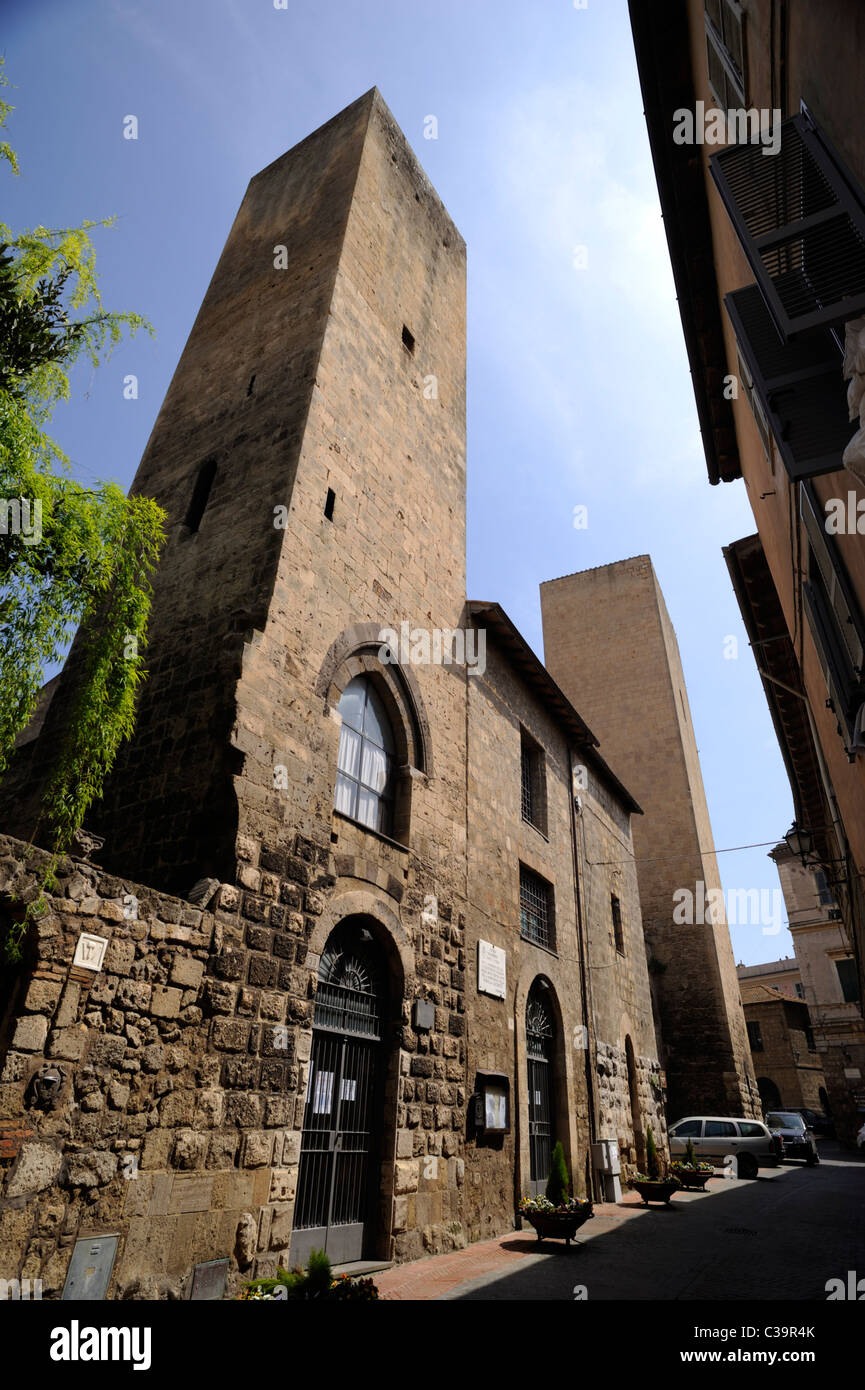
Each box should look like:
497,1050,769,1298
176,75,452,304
668,1116,783,1178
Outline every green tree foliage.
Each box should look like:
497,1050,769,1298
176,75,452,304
0,62,165,959
545,1140,571,1207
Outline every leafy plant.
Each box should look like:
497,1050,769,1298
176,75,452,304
239,1249,379,1301
646,1125,660,1180
685,1136,697,1168
0,60,164,959
545,1140,570,1207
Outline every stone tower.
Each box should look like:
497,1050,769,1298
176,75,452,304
540,556,758,1121
2,88,468,897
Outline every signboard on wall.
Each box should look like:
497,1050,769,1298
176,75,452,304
478,940,506,999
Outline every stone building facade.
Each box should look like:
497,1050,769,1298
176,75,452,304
772,843,865,1141
541,556,760,1123
0,91,666,1296
628,0,865,1028
737,978,826,1115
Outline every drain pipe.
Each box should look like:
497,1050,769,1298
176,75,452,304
569,751,599,1202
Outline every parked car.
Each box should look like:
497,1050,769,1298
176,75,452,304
668,1116,783,1179
856,1119,865,1150
794,1107,835,1138
765,1111,820,1165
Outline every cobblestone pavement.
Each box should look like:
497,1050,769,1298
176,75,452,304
374,1142,865,1301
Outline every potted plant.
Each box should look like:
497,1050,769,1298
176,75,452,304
239,1248,380,1300
670,1137,714,1189
629,1126,681,1205
520,1141,594,1246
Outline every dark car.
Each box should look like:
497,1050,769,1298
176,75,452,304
795,1107,835,1137
765,1111,820,1164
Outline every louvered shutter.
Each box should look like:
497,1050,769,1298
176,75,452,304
711,114,865,337
725,283,855,479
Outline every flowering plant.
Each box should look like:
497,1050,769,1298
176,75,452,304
669,1159,713,1174
519,1194,591,1216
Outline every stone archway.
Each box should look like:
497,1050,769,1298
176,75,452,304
291,891,410,1264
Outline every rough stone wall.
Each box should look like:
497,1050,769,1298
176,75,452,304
578,764,666,1170
0,830,471,1290
465,630,592,1231
741,998,826,1111
540,557,759,1122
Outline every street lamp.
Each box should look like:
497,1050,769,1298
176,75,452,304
784,823,814,863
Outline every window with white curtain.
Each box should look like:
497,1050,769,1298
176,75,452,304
334,675,396,834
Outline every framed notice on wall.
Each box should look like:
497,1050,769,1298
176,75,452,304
478,940,506,999
474,1071,510,1135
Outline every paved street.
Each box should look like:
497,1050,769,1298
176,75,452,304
375,1141,865,1301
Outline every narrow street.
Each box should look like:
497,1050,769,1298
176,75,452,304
375,1142,865,1301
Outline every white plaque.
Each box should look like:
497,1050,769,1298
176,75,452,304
72,932,109,972
478,940,506,999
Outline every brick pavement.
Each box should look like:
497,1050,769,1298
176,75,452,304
375,1145,865,1301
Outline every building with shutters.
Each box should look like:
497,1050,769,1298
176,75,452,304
0,90,668,1294
628,1,865,1126
769,842,865,1134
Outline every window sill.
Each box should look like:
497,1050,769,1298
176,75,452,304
519,932,558,959
332,810,410,856
521,815,549,842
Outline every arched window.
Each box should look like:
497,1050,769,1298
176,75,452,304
334,676,396,835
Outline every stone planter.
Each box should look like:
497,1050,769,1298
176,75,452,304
524,1206,594,1246
630,1178,680,1206
672,1168,712,1190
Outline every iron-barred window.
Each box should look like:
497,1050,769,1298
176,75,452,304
704,0,745,110
520,732,547,834
711,113,865,338
747,1020,764,1052
519,865,554,950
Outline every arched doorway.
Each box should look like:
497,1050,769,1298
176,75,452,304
757,1076,782,1111
526,980,556,1196
292,919,388,1266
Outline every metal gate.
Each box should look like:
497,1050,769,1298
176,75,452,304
291,925,385,1267
527,986,554,1195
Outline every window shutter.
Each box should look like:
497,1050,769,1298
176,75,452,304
704,0,745,108
710,114,865,337
799,481,865,677
725,283,855,479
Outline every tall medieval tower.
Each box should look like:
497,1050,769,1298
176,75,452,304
3,89,468,897
540,557,759,1121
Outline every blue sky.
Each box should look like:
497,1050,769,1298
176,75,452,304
4,0,797,964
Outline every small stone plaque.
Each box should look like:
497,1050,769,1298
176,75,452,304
189,1258,229,1301
413,999,435,1032
169,1173,214,1214
477,940,506,999
61,1234,119,1301
72,933,109,972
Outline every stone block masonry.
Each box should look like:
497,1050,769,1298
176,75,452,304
541,557,760,1123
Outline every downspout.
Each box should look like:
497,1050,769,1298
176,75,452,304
569,749,599,1201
